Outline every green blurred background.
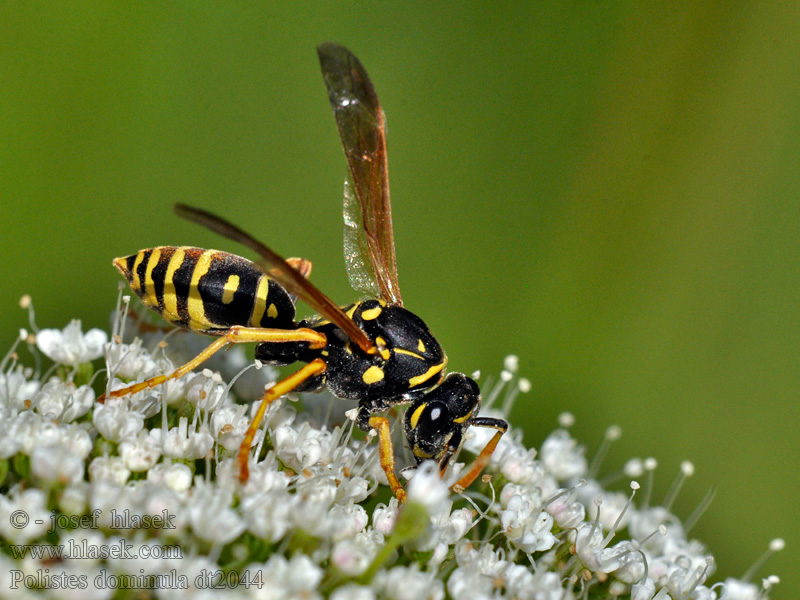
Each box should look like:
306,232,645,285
2,2,796,595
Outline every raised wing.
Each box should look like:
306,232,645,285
174,203,376,354
317,42,403,306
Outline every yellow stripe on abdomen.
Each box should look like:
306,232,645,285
187,250,214,332
131,251,146,293
162,247,186,324
249,275,270,327
143,248,162,310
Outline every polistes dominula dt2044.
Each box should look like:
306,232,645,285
101,43,508,502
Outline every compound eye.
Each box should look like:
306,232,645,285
417,401,451,436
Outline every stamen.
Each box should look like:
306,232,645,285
679,556,713,600
601,481,639,547
558,412,575,429
683,487,716,534
742,538,785,583
663,460,694,511
19,294,39,334
587,425,621,479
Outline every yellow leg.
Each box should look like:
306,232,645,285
238,358,327,482
99,326,326,402
368,416,407,503
450,430,505,494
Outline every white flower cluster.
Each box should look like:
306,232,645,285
0,316,783,599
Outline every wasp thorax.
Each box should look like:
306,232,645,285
353,301,443,361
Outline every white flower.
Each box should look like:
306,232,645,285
722,578,760,600
185,371,227,412
153,416,214,459
36,320,107,366
34,380,95,421
0,366,40,412
273,421,325,470
119,430,162,471
330,584,376,600
500,494,556,552
93,399,145,441
545,489,586,529
211,403,255,451
30,443,84,484
327,502,369,541
331,529,384,576
241,489,296,543
405,461,449,514
376,564,445,600
0,488,50,544
187,480,244,544
250,553,323,600
372,499,400,535
88,456,130,485
339,475,371,503
104,337,158,380
147,462,193,494
539,429,587,480
447,566,494,600
436,506,473,545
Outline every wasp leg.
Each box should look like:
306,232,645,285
450,417,508,494
367,415,407,503
238,358,327,482
98,326,326,403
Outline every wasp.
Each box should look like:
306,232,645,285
102,43,508,501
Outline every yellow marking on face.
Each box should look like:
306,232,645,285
131,252,146,291
413,446,433,459
452,408,473,424
250,275,270,326
163,247,185,320
221,274,240,304
361,306,382,320
187,250,214,330
321,350,329,356
417,338,426,353
345,304,359,320
143,248,162,306
267,303,278,319
408,361,446,388
409,402,427,430
394,348,424,360
362,365,385,385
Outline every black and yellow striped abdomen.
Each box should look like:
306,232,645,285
114,246,296,334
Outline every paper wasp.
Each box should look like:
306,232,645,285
102,43,508,501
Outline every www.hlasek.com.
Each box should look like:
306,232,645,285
8,536,182,561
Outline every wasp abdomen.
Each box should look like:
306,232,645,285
114,246,296,334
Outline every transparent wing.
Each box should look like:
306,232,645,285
343,178,381,299
174,203,376,354
317,42,403,306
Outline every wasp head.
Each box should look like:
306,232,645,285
403,372,481,473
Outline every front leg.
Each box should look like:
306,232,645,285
357,402,407,503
